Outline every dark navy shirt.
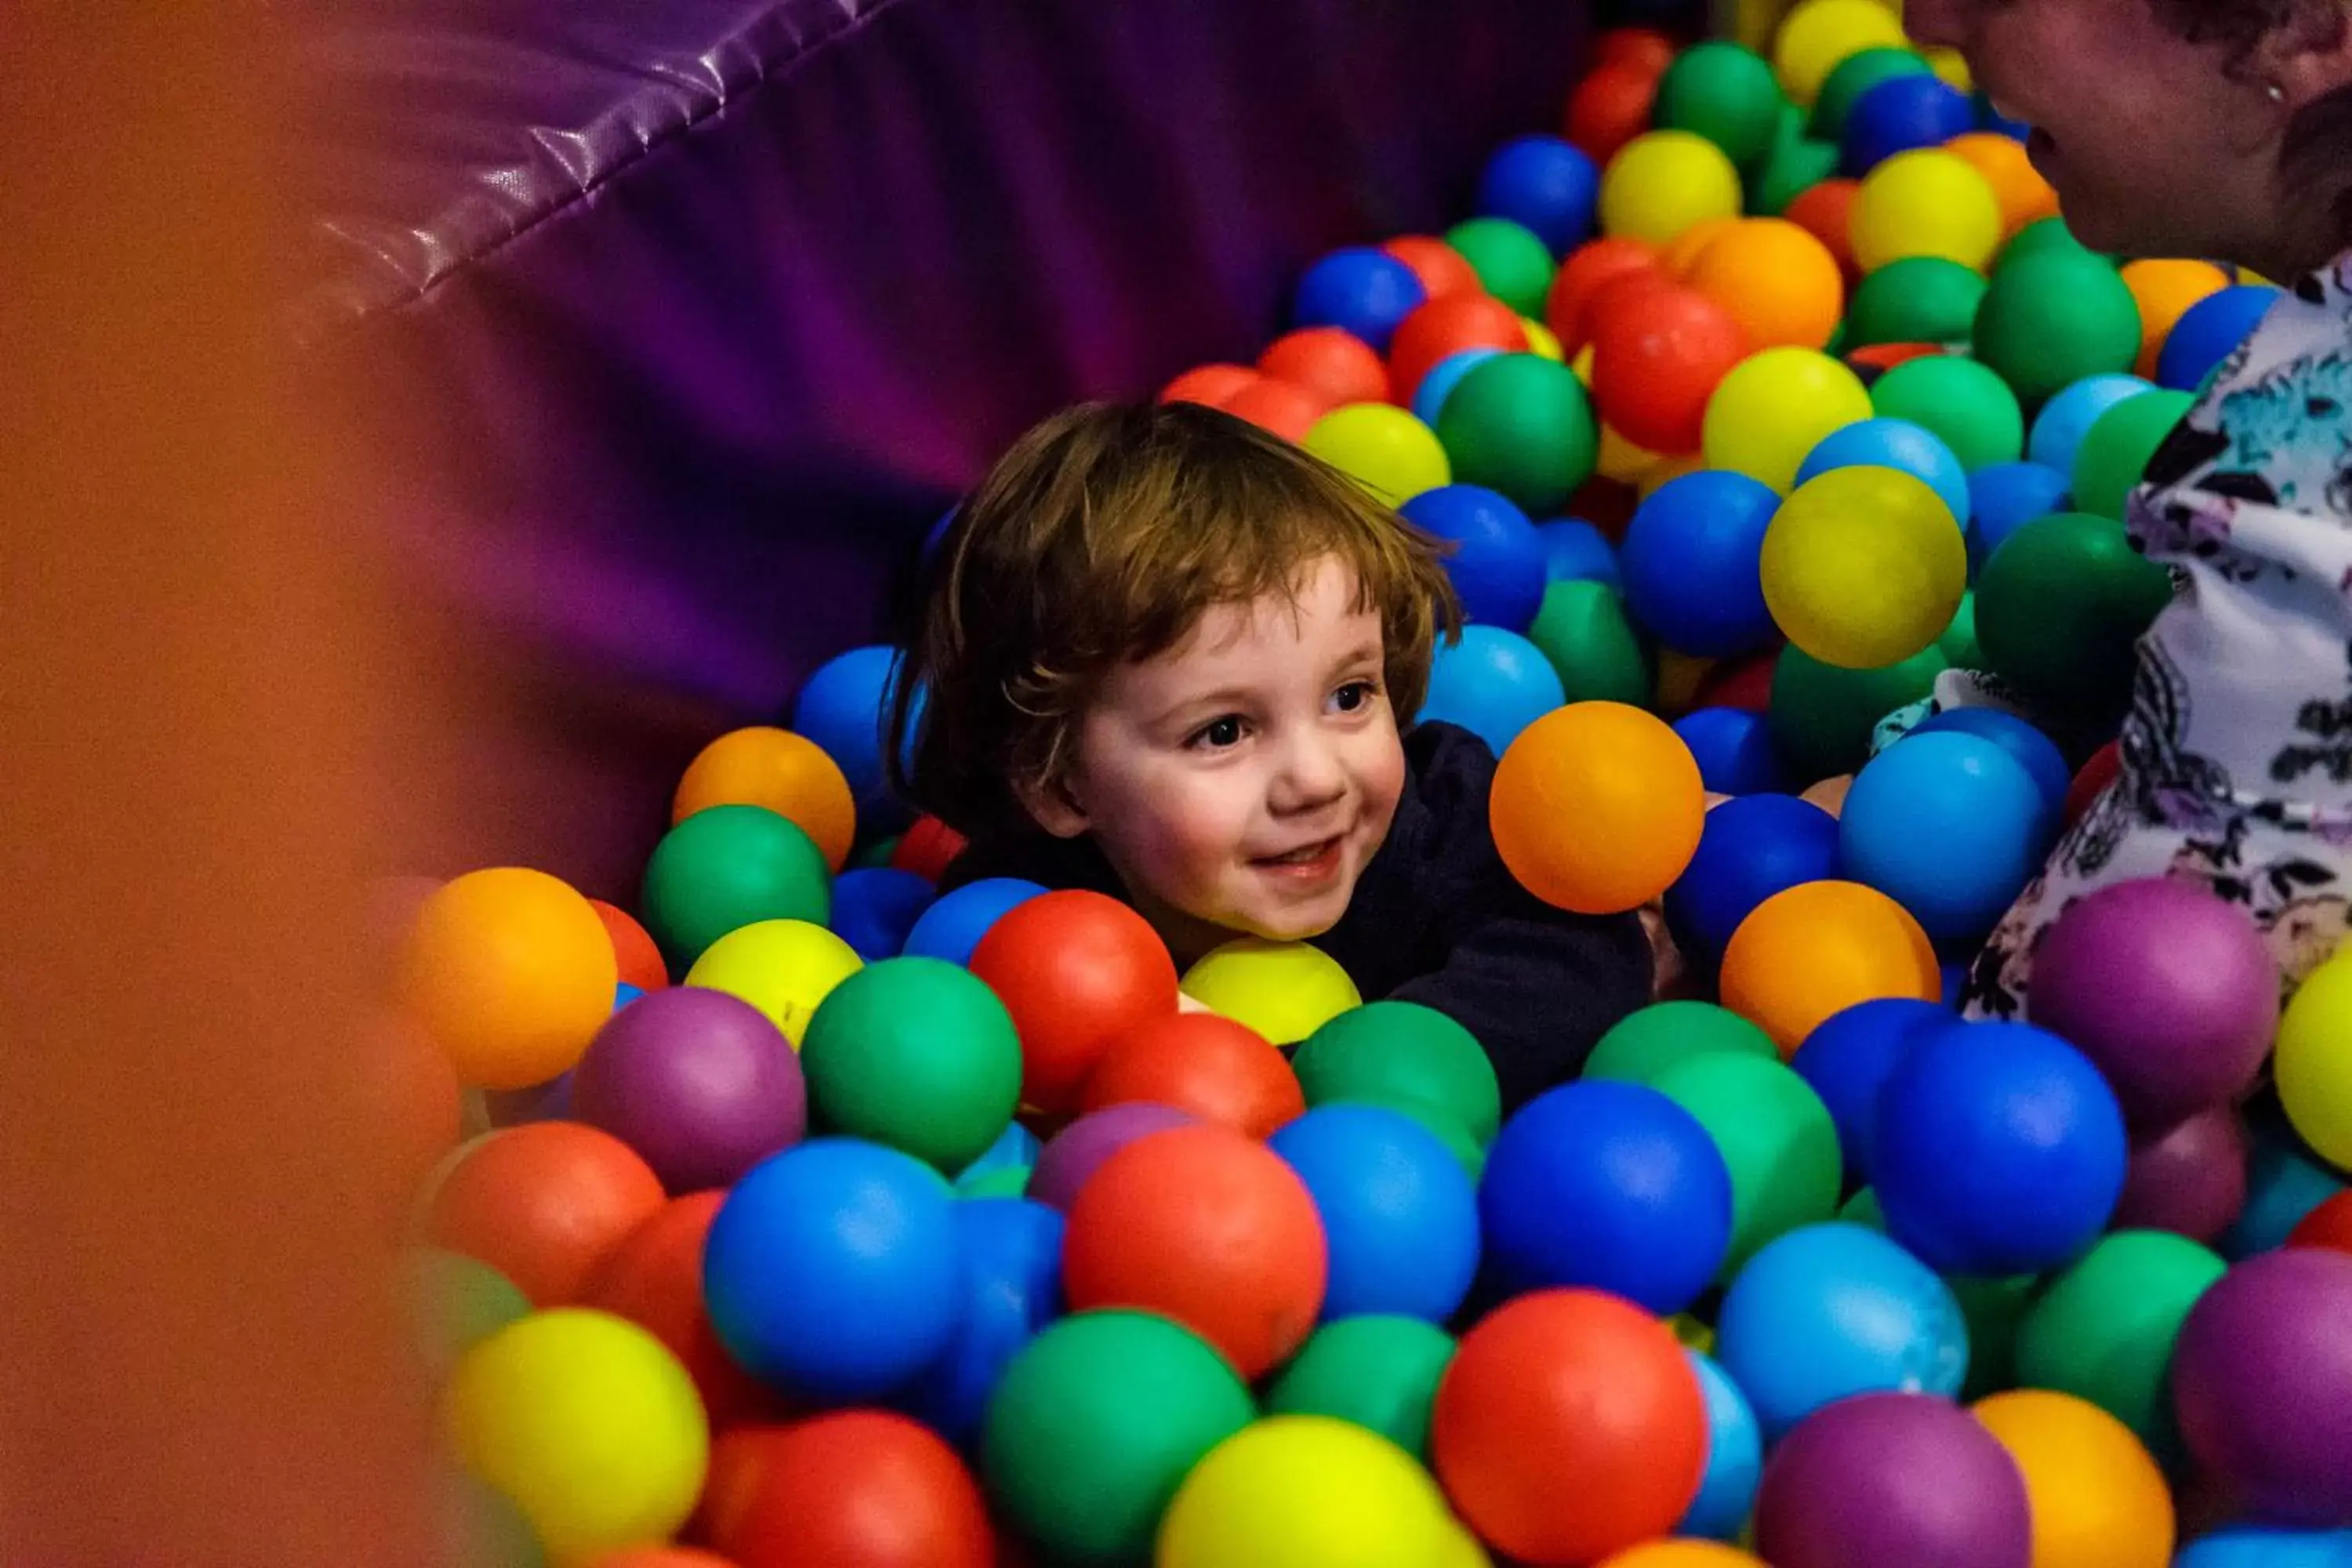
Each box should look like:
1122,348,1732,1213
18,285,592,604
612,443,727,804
939,720,1656,1112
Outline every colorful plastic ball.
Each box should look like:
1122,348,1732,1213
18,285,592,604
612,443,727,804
1972,1390,2176,1568
2115,1105,2251,1245
1601,130,1744,245
412,1249,534,1385
1702,347,1875,494
1688,218,1845,350
1478,134,1602,256
1261,325,1389,408
1966,459,2072,570
1027,1102,1197,1211
1791,996,1946,1181
1302,402,1446,505
800,956,1021,1172
1538,516,1619,583
2292,1189,2352,1254
2174,1526,2352,1568
1225,375,1330,442
1675,1350,1763,1541
1763,466,1965,668
1388,292,1530,405
1080,1011,1304,1138
898,876,1042,967
1837,731,2049,941
889,814,967,880
1910,707,2068,823
682,917,862,1044
1490,700,1707,914
1998,212,2107,271
1401,484,1548,630
1479,1079,1733,1312
591,898,670,992
2279,955,2352,1173
1975,510,2172,723
584,1548,736,1568
1181,938,1361,1045
1751,1390,2031,1568
399,868,619,1093
572,986,804,1194
1548,237,1669,352
1584,1000,1780,1087
702,1138,960,1403
1160,362,1258,408
1432,353,1598,513
1974,252,2144,407
2014,1229,2225,1450
1654,43,1785,172
2174,1247,2352,1524
1530,578,1653,706
1616,470,1780,655
1719,879,1942,1054
827,866,933,960
1383,234,1486,300
966,888,1177,1113
1796,416,1969,525
1160,1416,1461,1568
1812,47,1933,139
1671,706,1784,795
1875,1021,2128,1275
1840,74,1970,175
1664,793,1841,956
2072,387,2194,519
2223,1109,2347,1259
1599,1546,1762,1568
1412,346,1502,425
1849,148,2002,274
1715,1222,1968,1436
1440,216,1552,319
953,1117,1038,1187
445,1309,708,1566
1650,1050,1842,1272
1294,1000,1502,1143
2155,284,2280,392
425,1122,667,1308
1565,58,1665,165
2027,372,2152,476
1421,623,1566,755
790,644,913,823
579,1190,774,1429
1946,130,2059,239
700,1413,993,1568
898,1196,1065,1443
673,727,855,872
1269,1105,1480,1323
1753,122,1845,218
1769,641,1947,779
642,805,832,971
2120,258,2231,376
1780,179,1860,279
1584,285,1750,456
1846,257,1987,350
1773,0,1909,105
1294,246,1428,353
1268,1315,1456,1459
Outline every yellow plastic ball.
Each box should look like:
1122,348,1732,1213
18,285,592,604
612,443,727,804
1668,1312,1718,1356
1851,150,2004,274
684,916,862,1044
400,867,619,1091
1601,132,1744,247
1973,1390,2175,1568
1521,317,1565,361
673,725,857,870
2276,953,2352,1169
1573,343,1596,387
1305,403,1451,506
1926,45,1973,91
1762,466,1967,669
1944,132,2060,242
1773,0,1909,105
1701,348,1876,495
1181,938,1363,1045
1156,1416,1458,1568
1491,702,1708,914
445,1309,710,1567
1599,423,1664,484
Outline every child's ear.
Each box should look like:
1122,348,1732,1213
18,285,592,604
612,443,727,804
1014,770,1091,838
2254,0,2352,108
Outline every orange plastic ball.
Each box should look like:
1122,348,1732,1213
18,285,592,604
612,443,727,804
423,1122,668,1307
591,898,671,992
701,1414,995,1568
1599,1544,1765,1568
1388,293,1531,404
1663,216,1742,279
1159,363,1259,408
581,1192,780,1429
1944,132,2060,241
1061,1123,1327,1378
1588,285,1751,456
1491,702,1707,915
1260,326,1391,408
1432,1289,1708,1566
1545,237,1666,354
674,727,856,872
1719,880,1940,1054
890,815,967,882
1688,219,1846,350
1783,179,1862,283
968,889,1180,1112
1222,376,1330,443
1080,1011,1306,1139
400,866,618,1091
1384,235,1487,301
1973,1390,2176,1568
1566,60,1663,166
2121,258,2233,378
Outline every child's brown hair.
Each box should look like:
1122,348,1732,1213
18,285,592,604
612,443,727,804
887,400,1462,840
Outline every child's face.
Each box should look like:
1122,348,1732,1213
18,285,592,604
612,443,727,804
1029,554,1408,965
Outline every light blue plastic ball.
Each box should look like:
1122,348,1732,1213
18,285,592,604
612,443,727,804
1795,417,1970,531
1838,730,2053,942
2027,373,2153,477
901,877,1048,967
1413,347,1502,426
1680,1348,1765,1541
2175,1525,2352,1568
793,644,924,826
1422,625,1566,755
1270,1105,1481,1323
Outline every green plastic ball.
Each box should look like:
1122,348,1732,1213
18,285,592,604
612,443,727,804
1432,354,1599,514
800,956,1022,1171
1847,259,1990,350
2014,1229,2227,1451
1583,1001,1779,1087
1870,354,2024,472
1527,579,1653,706
851,834,902,870
2071,388,2197,520
410,1249,532,1384
1654,42,1787,169
1750,118,1842,216
1998,216,2108,272
438,1465,546,1568
982,1310,1256,1565
1650,1051,1842,1273
1975,511,2173,724
1974,250,2143,408
1443,217,1555,318
1937,591,1984,670
1266,1316,1457,1460
1294,1000,1502,1145
641,804,831,966
1770,641,1949,781
960,1164,1033,1200
1811,46,1933,140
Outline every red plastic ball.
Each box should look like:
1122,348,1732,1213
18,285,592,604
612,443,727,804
968,889,1180,1112
423,1122,668,1307
1693,648,1781,712
1061,1123,1327,1378
2291,1191,2352,1257
1432,1288,1708,1566
1545,237,1665,355
1564,61,1661,166
2067,740,2122,828
585,1549,739,1568
700,1414,993,1568
1846,342,1944,374
1258,326,1391,408
1221,376,1331,443
1159,363,1259,408
1383,234,1486,300
1080,1012,1306,1139
1388,293,1531,405
592,898,671,991
1588,284,1751,455
1784,179,1862,285
580,1192,781,1428
1592,27,1679,76
891,815,967,882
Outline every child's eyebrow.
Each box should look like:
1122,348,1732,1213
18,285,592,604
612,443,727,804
1323,640,1385,677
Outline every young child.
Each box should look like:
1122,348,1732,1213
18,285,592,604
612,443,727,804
887,400,1654,1110
1896,0,2352,1009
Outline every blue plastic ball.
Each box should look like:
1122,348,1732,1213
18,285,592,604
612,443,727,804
793,644,922,825
1422,625,1567,755
704,1137,964,1403
901,877,1047,967
2027,373,2153,476
1975,93,2031,140
1680,1349,1765,1541
2220,1110,2346,1260
1967,459,2071,574
613,982,644,1012
1618,470,1781,657
1479,1079,1733,1315
899,1196,1065,1443
1402,485,1548,631
1838,731,2052,942
1269,1105,1481,1323
1414,347,1502,426
1672,706,1785,796
830,866,937,960
1795,418,1971,532
1790,996,1948,1181
955,1120,1044,1191
2155,285,2281,392
2175,1525,2352,1567
1475,134,1601,256
1715,1221,1969,1438
1873,1020,2129,1276
1537,517,1620,586
1908,706,2070,826
1664,793,1842,956
1843,74,1974,172
1940,958,1969,1008
1294,246,1429,353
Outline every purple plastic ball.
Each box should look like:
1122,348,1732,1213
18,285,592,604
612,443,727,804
2027,877,2278,1132
2114,1104,2250,1246
2172,1248,2352,1526
1027,1102,1196,1211
572,987,805,1192
1755,1392,2031,1568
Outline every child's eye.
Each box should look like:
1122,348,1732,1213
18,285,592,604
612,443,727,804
1187,715,1248,750
1331,679,1380,713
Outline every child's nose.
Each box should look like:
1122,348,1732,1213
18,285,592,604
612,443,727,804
1270,731,1348,809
